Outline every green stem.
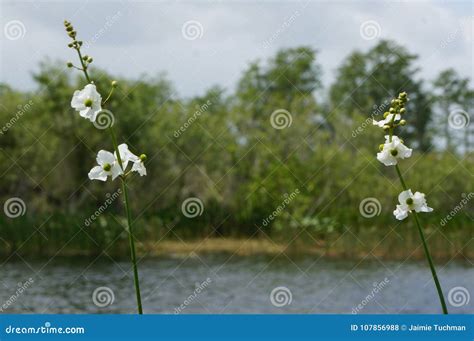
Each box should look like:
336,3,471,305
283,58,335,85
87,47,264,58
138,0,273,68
74,47,91,83
394,166,448,314
394,165,408,190
103,86,115,105
71,39,143,314
108,127,143,314
413,212,448,314
122,179,143,314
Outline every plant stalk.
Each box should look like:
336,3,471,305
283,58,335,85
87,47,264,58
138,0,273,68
394,164,448,314
122,179,143,314
72,40,143,313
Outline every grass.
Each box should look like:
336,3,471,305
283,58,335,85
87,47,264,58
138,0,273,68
1,214,472,261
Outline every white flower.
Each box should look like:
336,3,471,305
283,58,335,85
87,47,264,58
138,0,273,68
116,143,139,169
88,150,123,181
71,84,102,122
116,143,147,177
132,159,147,176
393,189,433,220
377,135,412,166
373,114,401,128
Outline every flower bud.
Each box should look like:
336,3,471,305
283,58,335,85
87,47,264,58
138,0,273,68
400,108,406,114
383,125,390,131
87,57,93,63
111,80,118,88
379,144,384,151
82,55,88,61
66,26,73,32
140,154,147,162
400,120,406,126
389,108,395,113
67,62,73,68
383,112,389,118
68,43,74,48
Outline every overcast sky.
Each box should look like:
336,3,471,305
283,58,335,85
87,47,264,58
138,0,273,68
1,0,472,98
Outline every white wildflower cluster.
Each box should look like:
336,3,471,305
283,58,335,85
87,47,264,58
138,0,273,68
71,84,147,182
65,19,147,184
373,92,432,220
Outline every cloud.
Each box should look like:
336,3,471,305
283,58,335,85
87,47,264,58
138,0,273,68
0,1,471,97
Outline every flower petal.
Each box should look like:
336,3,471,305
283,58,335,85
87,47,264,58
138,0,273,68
97,150,115,166
88,166,107,181
398,189,413,204
393,205,408,220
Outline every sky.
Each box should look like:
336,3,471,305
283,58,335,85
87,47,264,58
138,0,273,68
0,0,472,98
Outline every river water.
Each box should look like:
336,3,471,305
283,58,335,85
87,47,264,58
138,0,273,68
1,254,472,314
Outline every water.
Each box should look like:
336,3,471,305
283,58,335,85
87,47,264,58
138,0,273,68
1,254,472,314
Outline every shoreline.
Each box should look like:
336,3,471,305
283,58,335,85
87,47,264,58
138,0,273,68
1,238,471,262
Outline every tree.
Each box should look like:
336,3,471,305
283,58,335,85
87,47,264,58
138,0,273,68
330,40,433,150
432,68,473,153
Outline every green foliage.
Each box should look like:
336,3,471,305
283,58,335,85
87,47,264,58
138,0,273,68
0,44,472,258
